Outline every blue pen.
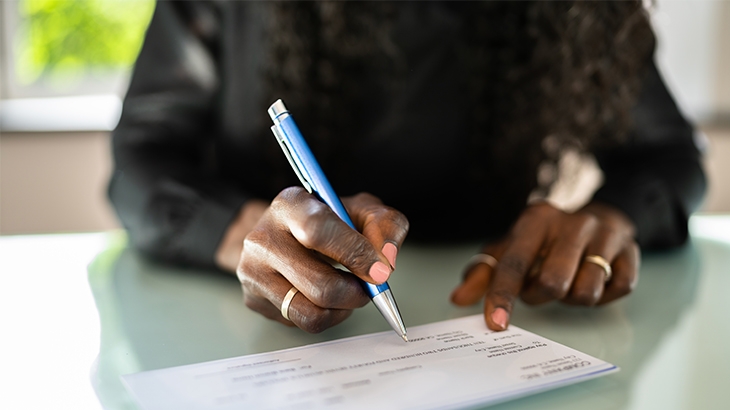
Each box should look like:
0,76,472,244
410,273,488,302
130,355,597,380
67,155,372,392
268,99,408,342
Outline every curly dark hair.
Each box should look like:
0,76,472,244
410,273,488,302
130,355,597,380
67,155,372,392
263,1,655,196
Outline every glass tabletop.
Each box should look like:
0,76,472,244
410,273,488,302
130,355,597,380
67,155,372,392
2,215,729,409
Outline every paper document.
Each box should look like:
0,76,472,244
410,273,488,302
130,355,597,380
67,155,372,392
122,315,617,409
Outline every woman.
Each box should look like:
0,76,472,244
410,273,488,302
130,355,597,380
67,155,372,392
109,1,706,333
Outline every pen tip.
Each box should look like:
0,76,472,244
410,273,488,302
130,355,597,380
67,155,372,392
402,334,408,342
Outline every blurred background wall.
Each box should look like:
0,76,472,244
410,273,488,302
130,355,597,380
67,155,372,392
1,0,729,235
0,0,152,234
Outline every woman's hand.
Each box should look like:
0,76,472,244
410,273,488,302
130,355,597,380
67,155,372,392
450,201,639,331
234,187,409,333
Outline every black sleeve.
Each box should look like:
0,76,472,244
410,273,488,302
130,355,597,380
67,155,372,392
592,61,707,249
108,1,247,268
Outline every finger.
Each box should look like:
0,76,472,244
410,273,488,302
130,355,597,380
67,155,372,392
451,261,492,306
344,193,409,268
286,291,355,334
243,226,369,310
451,243,504,306
274,187,393,284
520,213,598,305
242,292,295,326
238,263,354,333
485,205,551,331
597,242,640,305
564,227,626,306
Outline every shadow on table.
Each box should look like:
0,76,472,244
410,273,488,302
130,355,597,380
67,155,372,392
86,237,708,410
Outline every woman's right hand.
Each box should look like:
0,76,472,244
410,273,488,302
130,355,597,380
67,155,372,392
235,187,409,333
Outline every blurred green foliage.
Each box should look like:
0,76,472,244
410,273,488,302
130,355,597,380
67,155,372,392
16,0,155,84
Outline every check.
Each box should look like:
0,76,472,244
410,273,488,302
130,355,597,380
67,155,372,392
122,315,617,409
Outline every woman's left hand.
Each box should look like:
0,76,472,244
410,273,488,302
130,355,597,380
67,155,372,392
450,201,640,331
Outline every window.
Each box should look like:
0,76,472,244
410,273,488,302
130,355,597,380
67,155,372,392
0,0,154,131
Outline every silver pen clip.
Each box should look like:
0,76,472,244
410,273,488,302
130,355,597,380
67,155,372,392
271,125,313,194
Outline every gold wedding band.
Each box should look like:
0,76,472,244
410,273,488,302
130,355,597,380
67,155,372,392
585,255,612,282
469,253,498,269
280,287,299,321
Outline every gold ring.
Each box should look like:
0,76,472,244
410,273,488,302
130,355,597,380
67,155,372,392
585,255,612,282
469,253,498,269
280,287,299,321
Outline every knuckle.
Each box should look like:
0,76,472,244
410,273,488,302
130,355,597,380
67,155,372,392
499,254,531,279
309,276,343,308
560,238,584,255
490,287,516,304
242,295,261,312
611,276,635,295
271,186,305,212
236,270,260,294
239,236,268,275
235,264,250,284
366,206,410,238
293,203,338,249
560,213,598,242
237,233,277,291
536,275,570,299
571,289,600,306
242,228,269,251
242,224,285,264
278,186,308,202
339,238,373,271
298,312,332,334
386,208,410,233
235,258,256,288
574,212,599,231
237,276,253,293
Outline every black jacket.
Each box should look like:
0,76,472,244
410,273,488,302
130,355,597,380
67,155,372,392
109,1,706,268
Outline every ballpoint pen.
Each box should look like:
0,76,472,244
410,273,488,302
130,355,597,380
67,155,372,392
268,99,408,342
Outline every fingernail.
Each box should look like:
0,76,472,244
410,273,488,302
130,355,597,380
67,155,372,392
382,242,398,268
369,261,392,283
491,308,509,330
